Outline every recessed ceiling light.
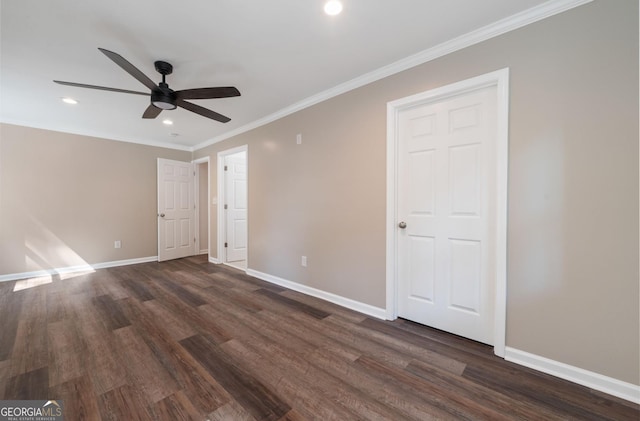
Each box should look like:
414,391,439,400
324,0,343,16
62,97,78,105
162,119,173,125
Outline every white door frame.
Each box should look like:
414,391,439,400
193,156,210,257
217,144,248,268
386,68,509,357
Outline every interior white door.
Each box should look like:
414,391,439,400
224,152,247,262
397,86,497,345
158,158,195,262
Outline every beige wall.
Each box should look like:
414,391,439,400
195,0,639,385
0,124,190,274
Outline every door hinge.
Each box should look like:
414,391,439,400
224,165,228,171
224,242,228,248
224,204,228,210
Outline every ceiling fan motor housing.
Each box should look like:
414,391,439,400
151,82,177,110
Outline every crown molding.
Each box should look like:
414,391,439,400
194,0,593,151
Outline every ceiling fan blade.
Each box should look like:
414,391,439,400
142,104,162,119
53,80,149,96
98,48,157,91
175,87,241,100
177,99,231,123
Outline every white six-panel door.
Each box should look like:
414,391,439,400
224,152,247,262
397,86,497,345
158,158,195,262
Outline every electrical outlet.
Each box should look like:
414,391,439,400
296,133,302,145
114,240,121,249
301,256,307,267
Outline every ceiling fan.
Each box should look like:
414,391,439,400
54,48,240,123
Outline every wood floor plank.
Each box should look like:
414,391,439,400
256,309,362,362
0,288,24,360
151,390,202,420
254,288,331,319
1,256,637,420
265,308,451,372
202,284,265,313
70,296,128,395
0,360,9,398
135,263,206,299
178,271,265,313
93,269,130,300
200,301,426,420
220,339,370,421
395,317,494,357
47,320,85,387
112,265,156,302
406,351,467,376
49,375,102,421
93,294,131,331
46,290,74,323
4,366,49,399
219,268,288,293
129,268,232,343
208,270,261,291
404,359,568,420
279,289,368,324
112,325,180,404
153,275,207,307
358,316,498,366
277,409,308,421
199,303,316,358
9,287,48,376
356,355,512,420
48,271,97,297
208,400,258,421
172,269,220,289
304,344,460,420
115,296,231,415
201,307,368,417
180,334,291,421
329,315,476,373
462,363,638,421
142,299,198,341
98,384,152,421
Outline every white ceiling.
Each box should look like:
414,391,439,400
1,0,558,150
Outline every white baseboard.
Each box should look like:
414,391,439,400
246,268,387,320
505,347,640,404
0,256,158,282
199,249,209,255
92,256,158,269
208,256,221,264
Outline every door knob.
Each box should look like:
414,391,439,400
159,213,165,218
398,221,407,229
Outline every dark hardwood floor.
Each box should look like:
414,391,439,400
0,255,638,420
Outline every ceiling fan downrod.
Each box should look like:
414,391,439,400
151,60,176,110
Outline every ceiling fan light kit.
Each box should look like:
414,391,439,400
54,48,240,123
